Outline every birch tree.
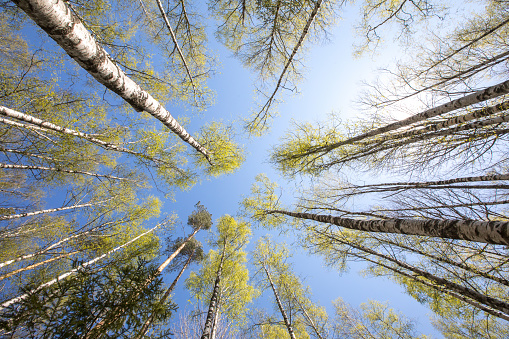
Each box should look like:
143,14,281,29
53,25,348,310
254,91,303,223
251,238,328,339
12,0,212,160
332,298,429,338
186,215,256,339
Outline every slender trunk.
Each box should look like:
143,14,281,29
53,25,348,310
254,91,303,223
0,250,80,281
317,230,509,316
0,198,111,221
292,292,325,339
351,173,509,190
262,263,296,339
0,163,126,181
210,290,221,339
269,209,509,245
0,221,162,312
11,0,210,161
250,0,323,131
0,227,100,269
156,226,200,274
334,113,509,165
299,79,509,158
371,236,509,287
0,106,178,168
360,251,509,322
201,242,226,339
135,248,196,339
154,0,195,89
384,100,509,142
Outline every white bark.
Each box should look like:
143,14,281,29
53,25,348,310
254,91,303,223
0,226,101,269
0,220,163,312
269,209,509,245
0,198,111,221
0,162,126,181
0,106,174,167
309,79,509,156
12,0,210,161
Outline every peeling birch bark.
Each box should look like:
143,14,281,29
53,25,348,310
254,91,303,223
11,0,210,161
269,209,509,245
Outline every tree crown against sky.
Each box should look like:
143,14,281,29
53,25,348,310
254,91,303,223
1,0,509,337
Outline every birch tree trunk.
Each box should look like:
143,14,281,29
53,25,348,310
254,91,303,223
0,226,99,269
0,163,127,181
379,100,509,143
11,0,210,161
268,209,509,245
0,106,177,168
262,262,297,339
0,221,162,312
0,198,111,221
318,230,509,317
300,79,509,157
333,113,509,165
0,250,80,282
350,173,509,191
201,244,226,339
292,292,325,339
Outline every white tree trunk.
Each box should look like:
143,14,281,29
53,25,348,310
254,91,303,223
0,106,174,167
0,162,126,181
0,198,111,221
11,0,210,161
269,209,509,245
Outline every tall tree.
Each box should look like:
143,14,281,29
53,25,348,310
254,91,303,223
251,237,327,339
12,0,212,160
186,215,256,339
135,237,204,339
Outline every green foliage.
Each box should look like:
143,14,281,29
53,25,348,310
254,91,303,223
332,297,429,338
252,237,328,339
187,203,213,231
186,215,258,330
0,259,176,338
241,174,287,230
192,122,245,177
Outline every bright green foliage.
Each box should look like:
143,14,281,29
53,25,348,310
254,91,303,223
186,215,258,331
0,259,176,338
258,319,310,339
241,174,287,230
192,122,245,177
252,238,328,339
332,297,429,339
